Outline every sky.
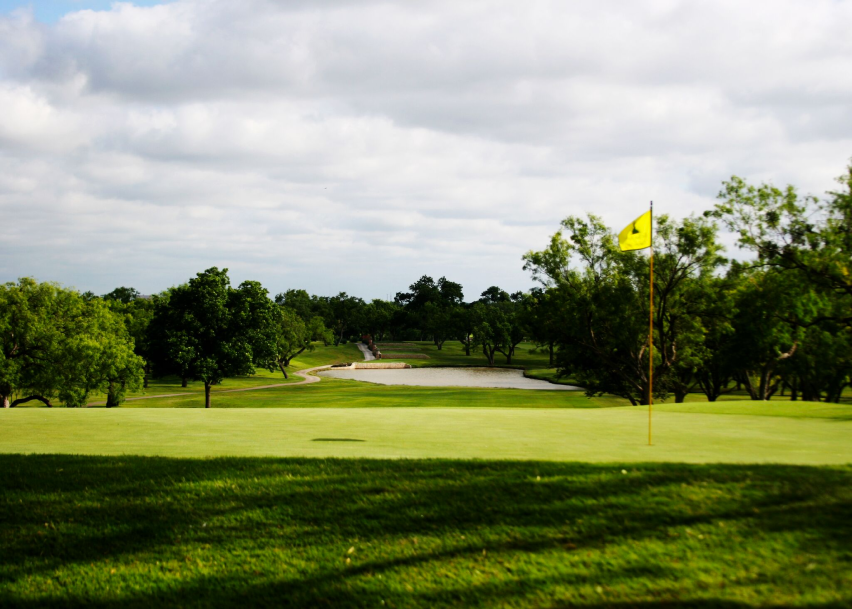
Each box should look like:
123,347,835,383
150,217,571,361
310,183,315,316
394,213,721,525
1,1,851,300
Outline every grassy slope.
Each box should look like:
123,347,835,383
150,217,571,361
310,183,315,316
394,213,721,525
62,344,365,407
1,455,850,607
382,341,559,376
2,405,851,463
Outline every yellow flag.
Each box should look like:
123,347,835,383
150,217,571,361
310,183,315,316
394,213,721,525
618,210,652,251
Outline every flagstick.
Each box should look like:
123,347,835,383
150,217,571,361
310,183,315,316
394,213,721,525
649,201,654,446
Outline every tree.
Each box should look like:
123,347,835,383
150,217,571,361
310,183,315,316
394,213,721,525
105,290,157,388
725,270,799,400
423,302,456,350
452,305,476,356
395,275,464,341
711,163,852,326
0,279,143,408
275,289,314,321
270,307,313,378
711,163,852,401
523,288,563,367
523,213,724,405
524,215,650,404
326,293,366,346
494,292,527,364
363,299,400,342
478,286,510,304
649,215,727,402
470,302,511,366
306,316,334,346
691,276,738,402
103,286,141,304
62,299,145,408
149,268,278,408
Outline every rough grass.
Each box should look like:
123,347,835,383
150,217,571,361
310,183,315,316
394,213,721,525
1,455,850,607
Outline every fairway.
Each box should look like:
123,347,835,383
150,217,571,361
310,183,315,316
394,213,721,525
3,405,850,464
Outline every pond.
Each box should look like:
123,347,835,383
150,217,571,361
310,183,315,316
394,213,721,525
317,367,581,390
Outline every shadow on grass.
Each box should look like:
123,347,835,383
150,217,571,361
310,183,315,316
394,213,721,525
311,438,366,442
0,456,850,608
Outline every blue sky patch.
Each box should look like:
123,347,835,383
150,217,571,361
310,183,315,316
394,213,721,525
0,1,171,23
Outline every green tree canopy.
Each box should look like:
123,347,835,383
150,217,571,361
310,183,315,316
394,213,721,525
523,213,725,404
0,278,143,408
149,268,278,407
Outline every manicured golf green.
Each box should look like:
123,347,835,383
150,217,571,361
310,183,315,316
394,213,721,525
3,403,850,464
1,455,850,607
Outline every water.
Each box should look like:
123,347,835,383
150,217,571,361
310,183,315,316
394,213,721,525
318,367,580,390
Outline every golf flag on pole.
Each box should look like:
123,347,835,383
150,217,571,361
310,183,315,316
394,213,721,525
618,203,655,446
618,210,652,252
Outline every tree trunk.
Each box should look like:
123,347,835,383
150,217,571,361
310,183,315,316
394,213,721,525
464,337,470,356
10,395,53,408
106,383,119,408
2,395,9,409
205,382,211,408
483,345,495,366
278,361,289,379
740,373,760,400
143,364,150,389
790,377,798,401
548,343,554,367
182,376,188,388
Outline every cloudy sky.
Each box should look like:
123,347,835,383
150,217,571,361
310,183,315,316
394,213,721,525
1,0,851,300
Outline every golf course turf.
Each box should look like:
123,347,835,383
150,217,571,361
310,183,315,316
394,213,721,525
3,343,852,606
1,456,850,607
1,404,851,463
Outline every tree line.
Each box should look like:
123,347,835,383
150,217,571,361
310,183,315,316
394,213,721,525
2,163,850,407
524,162,852,405
0,266,536,407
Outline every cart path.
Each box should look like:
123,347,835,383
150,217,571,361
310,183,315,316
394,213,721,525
357,342,376,361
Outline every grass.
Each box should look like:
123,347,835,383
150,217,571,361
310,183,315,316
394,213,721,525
1,455,850,607
13,340,842,409
60,344,365,407
119,383,623,409
2,404,851,463
5,344,852,605
382,341,559,376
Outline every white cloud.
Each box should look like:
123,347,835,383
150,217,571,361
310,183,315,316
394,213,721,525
1,0,851,298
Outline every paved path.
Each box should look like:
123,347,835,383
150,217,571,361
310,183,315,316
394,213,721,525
356,342,376,361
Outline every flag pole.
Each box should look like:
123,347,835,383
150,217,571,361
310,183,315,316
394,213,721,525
649,200,654,446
